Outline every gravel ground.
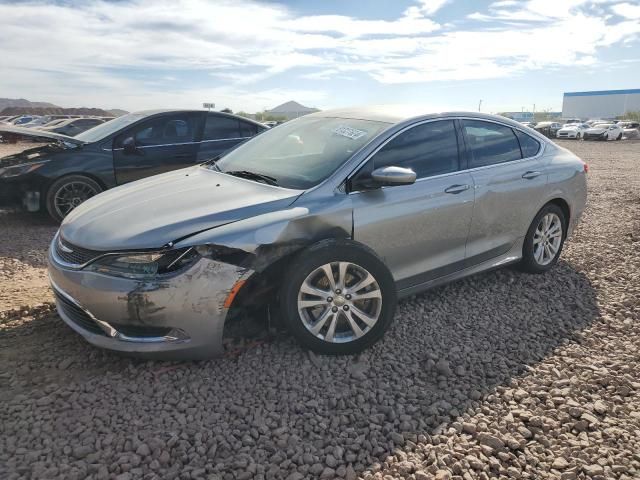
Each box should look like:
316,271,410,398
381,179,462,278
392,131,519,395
1,140,639,480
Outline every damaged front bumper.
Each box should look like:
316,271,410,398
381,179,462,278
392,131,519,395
47,244,252,360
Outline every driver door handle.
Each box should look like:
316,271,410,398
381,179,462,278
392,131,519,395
522,171,542,180
444,184,470,194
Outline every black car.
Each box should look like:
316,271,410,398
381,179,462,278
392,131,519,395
0,109,266,221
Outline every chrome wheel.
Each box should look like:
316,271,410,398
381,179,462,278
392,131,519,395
533,213,563,266
54,181,99,218
297,261,382,343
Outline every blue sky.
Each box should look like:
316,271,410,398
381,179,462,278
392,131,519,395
1,0,639,113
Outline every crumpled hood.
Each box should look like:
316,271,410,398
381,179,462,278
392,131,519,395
0,143,69,167
60,166,302,251
0,125,85,145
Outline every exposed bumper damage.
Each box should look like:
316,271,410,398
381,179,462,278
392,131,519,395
47,206,353,359
48,247,253,359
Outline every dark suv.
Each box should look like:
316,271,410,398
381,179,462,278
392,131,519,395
0,109,266,221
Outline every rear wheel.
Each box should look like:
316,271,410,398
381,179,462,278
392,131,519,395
280,240,397,355
520,204,567,273
616,133,623,141
46,175,102,222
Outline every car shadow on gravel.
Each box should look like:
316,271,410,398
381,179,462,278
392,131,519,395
0,258,600,478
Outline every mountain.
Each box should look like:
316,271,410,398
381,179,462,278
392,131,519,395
0,98,129,117
107,109,129,117
0,98,60,111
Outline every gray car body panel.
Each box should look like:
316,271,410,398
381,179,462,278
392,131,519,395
47,108,587,359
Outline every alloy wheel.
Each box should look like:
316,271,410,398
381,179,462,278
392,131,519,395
54,181,99,219
533,213,563,266
297,261,382,343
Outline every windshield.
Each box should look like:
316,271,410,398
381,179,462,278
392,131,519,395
212,116,389,189
75,112,147,143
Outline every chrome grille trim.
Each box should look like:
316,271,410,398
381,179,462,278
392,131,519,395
53,233,107,269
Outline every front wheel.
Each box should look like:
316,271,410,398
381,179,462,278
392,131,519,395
520,204,567,273
616,133,622,141
46,175,102,222
280,240,397,355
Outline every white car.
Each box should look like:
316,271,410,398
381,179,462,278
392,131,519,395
583,123,624,141
556,123,589,140
618,121,640,139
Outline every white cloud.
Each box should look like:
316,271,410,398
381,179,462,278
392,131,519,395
0,0,638,112
613,2,640,18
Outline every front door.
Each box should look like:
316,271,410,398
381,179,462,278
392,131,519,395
113,112,201,184
350,119,475,290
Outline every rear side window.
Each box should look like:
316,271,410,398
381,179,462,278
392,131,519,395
462,120,522,167
515,130,541,158
372,120,459,179
203,115,240,140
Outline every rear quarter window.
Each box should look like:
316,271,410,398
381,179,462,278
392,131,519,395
515,130,541,158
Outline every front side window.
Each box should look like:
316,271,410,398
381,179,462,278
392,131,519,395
214,116,389,190
203,115,241,140
462,120,522,167
115,115,196,148
371,120,459,178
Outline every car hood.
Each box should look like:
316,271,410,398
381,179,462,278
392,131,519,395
0,143,72,167
585,127,608,134
0,125,85,145
558,126,579,132
60,166,303,251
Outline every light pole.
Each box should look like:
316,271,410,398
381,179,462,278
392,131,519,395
478,100,482,112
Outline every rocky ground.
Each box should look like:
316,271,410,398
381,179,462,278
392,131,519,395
0,140,639,480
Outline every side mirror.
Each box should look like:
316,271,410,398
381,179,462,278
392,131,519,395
122,136,137,154
371,166,417,186
352,165,416,191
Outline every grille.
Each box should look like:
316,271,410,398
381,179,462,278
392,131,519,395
55,236,104,266
54,290,106,336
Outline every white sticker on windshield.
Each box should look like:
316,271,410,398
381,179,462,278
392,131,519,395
332,125,368,140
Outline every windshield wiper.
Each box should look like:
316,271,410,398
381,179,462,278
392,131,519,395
225,170,279,186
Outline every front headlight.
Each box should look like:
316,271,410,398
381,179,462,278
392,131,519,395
86,247,200,278
0,160,49,179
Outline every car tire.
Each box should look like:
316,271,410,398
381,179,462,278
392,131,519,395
616,133,622,141
279,239,397,355
46,175,103,222
519,203,567,274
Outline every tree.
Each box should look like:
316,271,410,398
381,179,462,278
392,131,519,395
619,111,640,121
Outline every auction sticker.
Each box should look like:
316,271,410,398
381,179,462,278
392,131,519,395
332,125,368,140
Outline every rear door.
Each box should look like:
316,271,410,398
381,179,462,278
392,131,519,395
197,114,261,162
350,119,475,290
112,112,201,184
461,119,547,263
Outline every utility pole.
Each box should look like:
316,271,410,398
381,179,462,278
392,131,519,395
478,100,482,112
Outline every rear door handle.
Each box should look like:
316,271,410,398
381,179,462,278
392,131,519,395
522,171,542,179
444,184,470,194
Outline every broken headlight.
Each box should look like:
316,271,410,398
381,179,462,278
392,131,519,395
86,248,200,278
0,160,49,179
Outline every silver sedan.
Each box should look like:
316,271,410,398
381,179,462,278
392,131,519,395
47,107,588,359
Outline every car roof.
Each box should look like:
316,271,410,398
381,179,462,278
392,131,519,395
306,105,532,128
132,109,266,128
